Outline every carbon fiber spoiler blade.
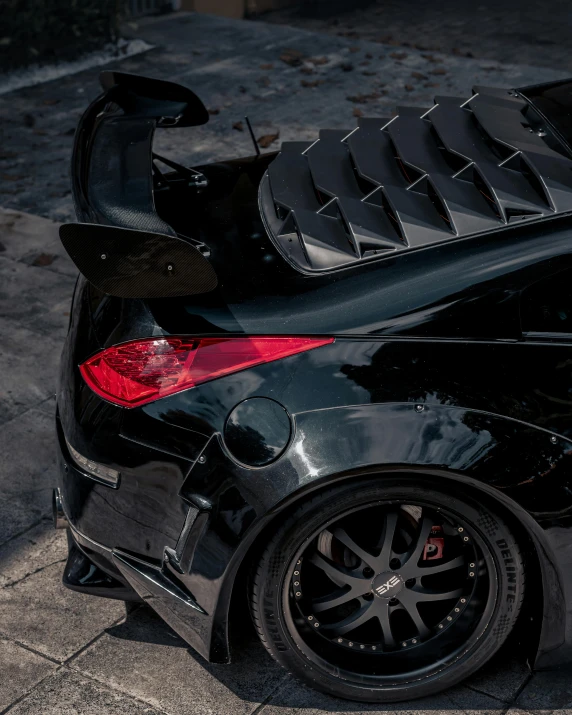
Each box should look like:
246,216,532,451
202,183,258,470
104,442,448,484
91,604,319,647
66,72,217,298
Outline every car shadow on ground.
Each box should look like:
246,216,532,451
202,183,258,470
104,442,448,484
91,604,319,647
96,604,534,712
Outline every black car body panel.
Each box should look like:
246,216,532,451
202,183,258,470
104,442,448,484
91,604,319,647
56,73,572,675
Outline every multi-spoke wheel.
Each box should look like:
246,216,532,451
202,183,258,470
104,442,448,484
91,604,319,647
250,479,525,703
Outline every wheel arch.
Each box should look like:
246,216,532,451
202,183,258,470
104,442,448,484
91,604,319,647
226,465,556,668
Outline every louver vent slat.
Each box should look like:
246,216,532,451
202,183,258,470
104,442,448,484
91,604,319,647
259,85,572,272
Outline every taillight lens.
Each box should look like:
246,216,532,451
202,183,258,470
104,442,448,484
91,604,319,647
79,336,334,408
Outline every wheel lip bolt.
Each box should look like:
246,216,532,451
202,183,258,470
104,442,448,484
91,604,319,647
455,607,460,612
296,591,302,597
308,615,313,621
460,598,466,603
447,616,452,621
360,644,365,649
314,622,320,627
469,571,475,577
458,527,464,532
294,581,299,586
412,638,417,644
402,641,407,646
469,563,475,568
438,624,444,629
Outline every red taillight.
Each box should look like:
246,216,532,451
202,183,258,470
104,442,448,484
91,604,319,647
79,336,334,408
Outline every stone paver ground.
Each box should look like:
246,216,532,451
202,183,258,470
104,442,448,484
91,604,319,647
1,8,571,715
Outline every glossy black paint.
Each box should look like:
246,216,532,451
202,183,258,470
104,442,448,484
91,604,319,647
57,82,572,672
63,539,138,601
224,397,292,467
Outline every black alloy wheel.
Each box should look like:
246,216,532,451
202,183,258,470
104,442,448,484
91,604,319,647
250,479,525,702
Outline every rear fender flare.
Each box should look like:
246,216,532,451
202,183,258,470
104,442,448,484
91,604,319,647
196,404,571,665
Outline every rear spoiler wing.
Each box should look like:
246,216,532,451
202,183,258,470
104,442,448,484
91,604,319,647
60,71,217,298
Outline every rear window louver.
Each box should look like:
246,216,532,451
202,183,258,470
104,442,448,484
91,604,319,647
260,86,572,272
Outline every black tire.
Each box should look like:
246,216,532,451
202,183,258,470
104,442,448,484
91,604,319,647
250,478,525,703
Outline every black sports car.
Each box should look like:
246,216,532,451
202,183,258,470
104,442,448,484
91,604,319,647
54,71,572,702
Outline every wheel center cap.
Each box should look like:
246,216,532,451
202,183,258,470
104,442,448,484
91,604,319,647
372,571,404,599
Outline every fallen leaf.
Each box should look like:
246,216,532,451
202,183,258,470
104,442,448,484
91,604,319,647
390,51,408,60
208,107,220,115
309,56,329,65
42,98,60,105
301,79,324,88
259,62,274,69
257,132,280,148
404,84,414,91
424,82,440,88
411,71,427,80
280,48,304,66
365,52,373,59
430,67,447,75
32,253,55,267
452,47,473,57
347,92,381,104
353,107,364,117
300,66,315,75
340,62,354,72
233,121,244,131
422,53,438,62
1,173,26,181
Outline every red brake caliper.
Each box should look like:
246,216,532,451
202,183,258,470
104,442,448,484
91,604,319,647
422,525,444,560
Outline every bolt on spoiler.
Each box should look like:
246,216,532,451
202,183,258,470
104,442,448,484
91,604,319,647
59,71,217,299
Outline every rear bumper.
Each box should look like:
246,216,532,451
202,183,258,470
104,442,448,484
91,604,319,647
55,422,226,662
63,522,141,603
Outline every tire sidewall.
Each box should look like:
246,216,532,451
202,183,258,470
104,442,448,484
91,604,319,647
254,478,524,702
